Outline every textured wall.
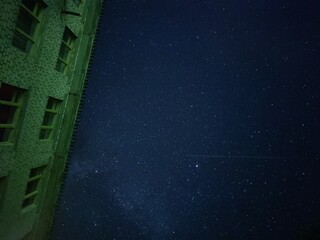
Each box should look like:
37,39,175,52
0,0,103,239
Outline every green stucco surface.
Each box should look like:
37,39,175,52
0,1,103,239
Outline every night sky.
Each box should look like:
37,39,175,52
52,1,320,239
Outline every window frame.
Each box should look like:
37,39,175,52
0,176,8,212
0,83,26,144
55,27,77,74
39,97,62,140
12,0,47,54
21,165,46,210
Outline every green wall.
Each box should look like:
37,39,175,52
0,0,103,239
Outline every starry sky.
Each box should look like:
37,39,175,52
52,0,320,239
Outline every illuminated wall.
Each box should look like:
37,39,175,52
0,0,103,239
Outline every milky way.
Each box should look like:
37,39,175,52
52,0,320,239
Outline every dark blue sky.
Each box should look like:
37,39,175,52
52,0,320,239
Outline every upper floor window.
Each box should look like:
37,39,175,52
22,165,46,209
0,83,26,143
39,97,62,140
12,0,47,53
55,27,77,74
0,176,8,209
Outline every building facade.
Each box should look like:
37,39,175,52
0,0,103,239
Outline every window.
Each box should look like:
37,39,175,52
22,165,46,209
39,97,61,140
12,0,47,53
0,83,26,143
0,176,7,208
55,27,77,74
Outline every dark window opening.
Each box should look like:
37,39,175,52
55,27,76,74
22,165,46,209
0,176,8,209
12,0,47,53
0,83,25,143
39,97,61,140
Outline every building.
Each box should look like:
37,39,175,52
0,0,103,239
